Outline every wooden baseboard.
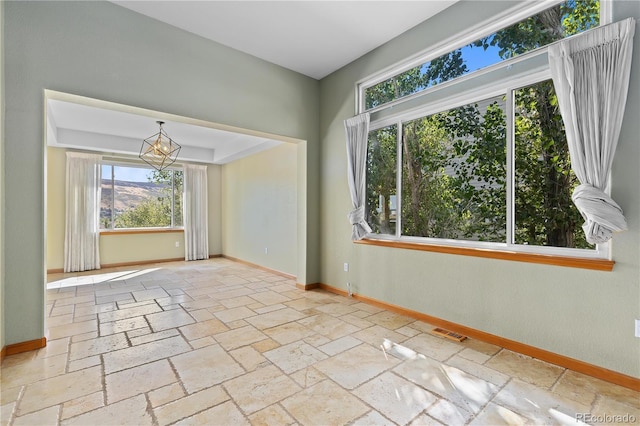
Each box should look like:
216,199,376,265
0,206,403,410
311,283,640,391
0,346,6,363
4,337,47,357
209,254,223,259
296,283,321,291
221,255,296,280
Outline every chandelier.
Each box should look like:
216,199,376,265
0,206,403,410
139,121,181,171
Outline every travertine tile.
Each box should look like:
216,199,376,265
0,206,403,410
8,259,638,426
366,310,414,329
248,403,296,426
393,355,498,414
245,308,307,330
62,394,152,426
401,333,464,361
103,335,191,374
98,316,148,336
469,402,530,425
354,371,437,424
314,344,399,389
351,410,394,426
214,325,268,350
47,320,98,340
146,309,195,332
18,366,102,416
213,306,256,323
554,369,640,409
60,391,104,420
69,333,129,361
446,354,510,387
262,322,315,345
171,344,245,393
13,405,59,426
106,359,177,403
317,335,362,356
229,346,268,372
178,318,228,340
486,350,564,388
248,291,291,306
492,379,591,424
153,385,229,425
297,314,359,339
281,380,369,425
148,383,185,408
264,341,327,374
174,400,249,425
224,365,301,414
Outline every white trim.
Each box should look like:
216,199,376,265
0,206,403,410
395,119,403,239
358,0,610,116
506,89,515,245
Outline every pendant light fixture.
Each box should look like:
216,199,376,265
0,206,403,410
139,121,181,171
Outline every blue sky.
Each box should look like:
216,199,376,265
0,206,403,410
461,43,503,73
103,165,154,182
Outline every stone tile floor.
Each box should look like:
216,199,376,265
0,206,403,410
1,258,638,425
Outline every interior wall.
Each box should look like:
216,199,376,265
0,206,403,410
46,147,223,269
319,0,640,377
4,1,319,346
222,143,298,276
0,0,5,351
208,164,222,256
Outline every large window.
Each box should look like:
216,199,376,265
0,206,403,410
361,0,600,112
101,164,183,230
362,0,602,255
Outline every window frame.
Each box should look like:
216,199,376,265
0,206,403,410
100,160,184,232
358,1,613,262
356,0,611,115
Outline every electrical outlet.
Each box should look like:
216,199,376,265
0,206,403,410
175,241,180,248
635,319,640,338
343,262,349,272
347,282,352,297
264,247,268,254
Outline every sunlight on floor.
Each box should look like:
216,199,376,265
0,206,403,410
46,268,161,290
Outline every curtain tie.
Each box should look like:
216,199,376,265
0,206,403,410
572,183,627,244
348,206,365,225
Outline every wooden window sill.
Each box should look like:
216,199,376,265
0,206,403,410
100,228,184,236
355,238,614,271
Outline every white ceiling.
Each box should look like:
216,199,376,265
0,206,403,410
111,0,458,80
49,1,458,164
46,97,285,165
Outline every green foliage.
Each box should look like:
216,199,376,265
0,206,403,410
104,168,183,229
364,0,598,249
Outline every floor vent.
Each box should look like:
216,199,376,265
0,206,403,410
431,327,467,342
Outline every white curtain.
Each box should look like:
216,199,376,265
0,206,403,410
64,152,102,272
183,164,209,261
344,113,372,241
548,18,635,244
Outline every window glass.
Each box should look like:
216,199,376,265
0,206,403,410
514,80,590,248
364,0,599,110
366,124,397,235
401,95,507,241
100,165,182,229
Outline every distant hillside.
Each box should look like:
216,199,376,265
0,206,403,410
101,179,168,217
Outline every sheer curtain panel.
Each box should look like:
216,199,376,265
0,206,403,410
344,113,372,241
548,18,635,244
64,152,102,272
184,164,209,261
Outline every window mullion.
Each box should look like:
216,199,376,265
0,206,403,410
506,89,515,245
171,171,175,228
395,120,403,238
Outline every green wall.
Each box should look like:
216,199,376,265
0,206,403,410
3,1,319,346
222,143,298,276
319,0,640,377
